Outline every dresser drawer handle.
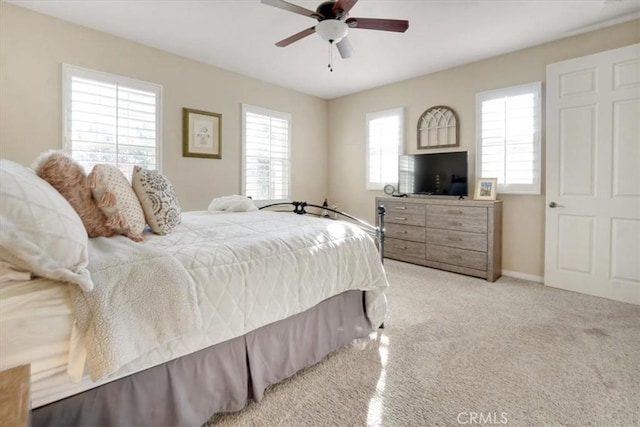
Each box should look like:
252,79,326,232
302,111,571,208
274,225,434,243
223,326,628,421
449,222,462,227
447,237,462,241
448,210,463,215
394,206,407,210
400,231,408,234
395,217,407,221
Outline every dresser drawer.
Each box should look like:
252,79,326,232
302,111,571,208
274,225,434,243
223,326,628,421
385,238,426,259
385,212,425,227
385,223,426,243
426,205,487,233
382,202,425,226
382,201,425,215
426,244,487,271
383,202,425,226
426,228,487,252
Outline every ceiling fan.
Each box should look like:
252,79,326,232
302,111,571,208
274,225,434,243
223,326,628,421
261,0,409,69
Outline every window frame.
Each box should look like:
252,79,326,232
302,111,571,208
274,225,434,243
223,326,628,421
365,107,405,191
61,64,163,173
475,81,542,195
241,104,292,204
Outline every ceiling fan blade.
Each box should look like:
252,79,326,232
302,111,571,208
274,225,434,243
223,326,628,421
275,26,316,47
333,0,359,14
261,0,319,19
346,17,409,32
336,36,354,59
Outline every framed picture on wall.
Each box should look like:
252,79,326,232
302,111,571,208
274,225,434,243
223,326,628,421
474,177,497,201
182,108,222,159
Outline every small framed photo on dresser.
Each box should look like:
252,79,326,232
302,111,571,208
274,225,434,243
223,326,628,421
474,178,497,201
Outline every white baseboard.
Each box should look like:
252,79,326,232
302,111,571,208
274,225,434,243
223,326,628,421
502,270,544,283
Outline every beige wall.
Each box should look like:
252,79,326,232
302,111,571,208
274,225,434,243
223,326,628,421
328,19,640,278
1,3,638,278
0,3,329,211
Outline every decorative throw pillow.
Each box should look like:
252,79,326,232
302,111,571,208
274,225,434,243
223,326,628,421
0,159,94,291
32,151,117,238
131,166,181,235
88,164,146,242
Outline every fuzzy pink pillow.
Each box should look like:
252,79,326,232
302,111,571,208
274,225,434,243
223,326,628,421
89,164,146,242
32,151,117,238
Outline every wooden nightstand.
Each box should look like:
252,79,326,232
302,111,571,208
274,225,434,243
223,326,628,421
0,364,30,427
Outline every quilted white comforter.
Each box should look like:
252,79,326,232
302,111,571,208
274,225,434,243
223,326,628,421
77,210,388,381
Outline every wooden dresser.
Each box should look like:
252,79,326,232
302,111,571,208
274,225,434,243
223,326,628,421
376,196,502,281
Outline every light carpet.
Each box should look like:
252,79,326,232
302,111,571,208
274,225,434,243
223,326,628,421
207,260,640,426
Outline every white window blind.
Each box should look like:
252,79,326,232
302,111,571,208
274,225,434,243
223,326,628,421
242,104,291,202
476,82,541,194
366,107,404,190
62,64,162,177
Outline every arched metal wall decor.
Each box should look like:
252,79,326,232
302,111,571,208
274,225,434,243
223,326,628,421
417,106,459,149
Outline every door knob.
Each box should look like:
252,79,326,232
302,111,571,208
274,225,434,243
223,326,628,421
549,201,564,208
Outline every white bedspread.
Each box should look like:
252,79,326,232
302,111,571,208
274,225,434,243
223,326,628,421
146,211,387,332
71,210,388,383
71,237,201,381
0,210,388,407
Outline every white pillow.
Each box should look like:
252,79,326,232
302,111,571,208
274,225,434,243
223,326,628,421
0,159,94,291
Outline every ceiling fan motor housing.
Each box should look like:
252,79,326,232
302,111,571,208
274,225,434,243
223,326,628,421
316,1,344,19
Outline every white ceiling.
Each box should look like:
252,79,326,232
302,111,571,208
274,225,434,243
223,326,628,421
7,0,640,99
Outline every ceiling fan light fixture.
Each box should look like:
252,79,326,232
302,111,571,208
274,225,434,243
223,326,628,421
315,19,348,43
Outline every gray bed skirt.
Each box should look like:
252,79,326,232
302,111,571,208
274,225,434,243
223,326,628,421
32,290,372,427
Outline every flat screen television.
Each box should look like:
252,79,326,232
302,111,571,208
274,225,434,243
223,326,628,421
398,151,468,196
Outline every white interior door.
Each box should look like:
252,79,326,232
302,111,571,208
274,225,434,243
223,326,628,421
545,43,640,305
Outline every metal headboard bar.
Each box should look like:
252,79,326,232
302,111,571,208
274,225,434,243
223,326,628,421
259,201,386,264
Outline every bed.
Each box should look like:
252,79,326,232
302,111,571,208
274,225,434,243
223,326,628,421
0,159,388,426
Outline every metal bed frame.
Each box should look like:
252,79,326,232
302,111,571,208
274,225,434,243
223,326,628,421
259,201,386,264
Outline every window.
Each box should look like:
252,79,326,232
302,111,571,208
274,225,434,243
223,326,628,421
366,107,404,190
242,104,291,202
476,82,541,194
62,64,162,177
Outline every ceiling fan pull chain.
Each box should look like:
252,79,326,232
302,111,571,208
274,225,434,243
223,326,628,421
328,41,333,72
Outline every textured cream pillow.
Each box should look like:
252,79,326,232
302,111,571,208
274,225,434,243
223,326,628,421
88,164,146,242
131,166,182,235
32,151,117,238
0,159,94,291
